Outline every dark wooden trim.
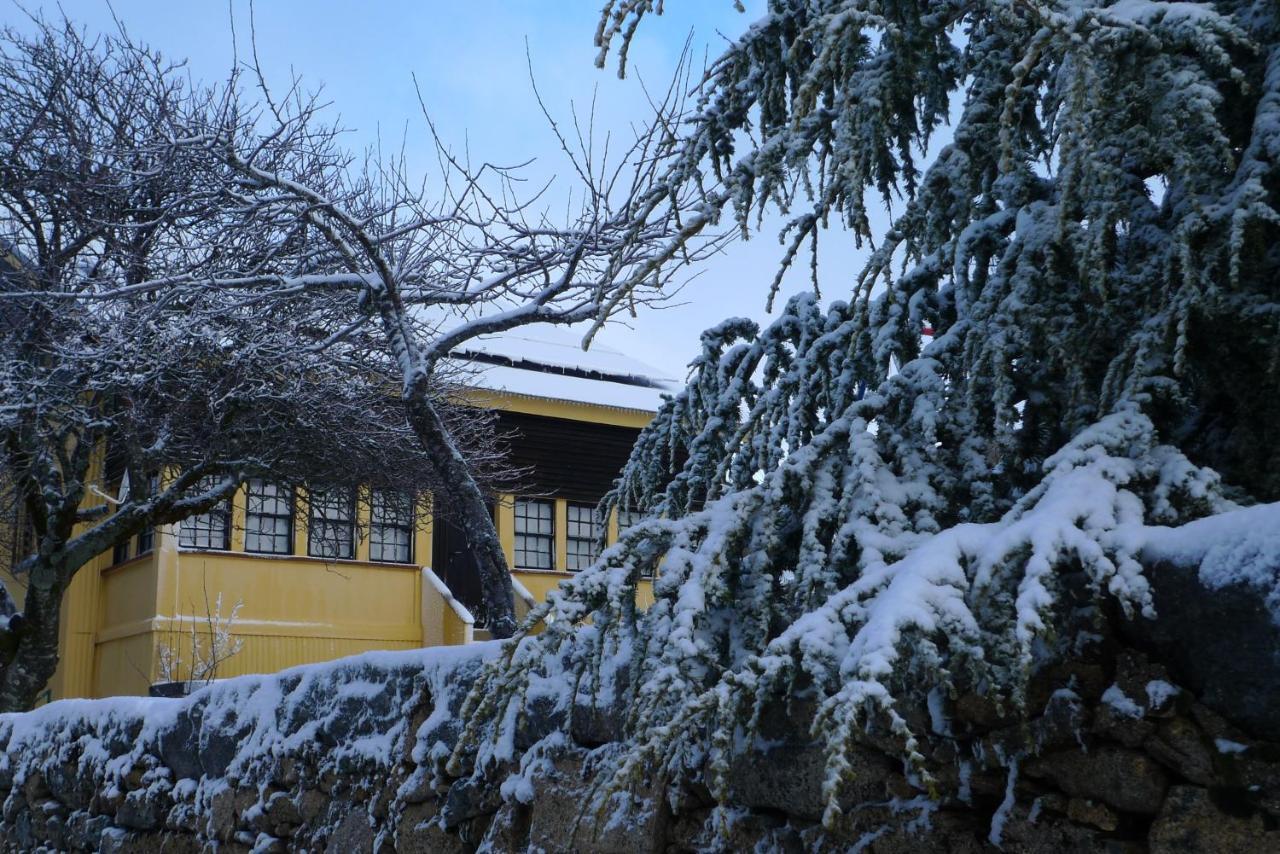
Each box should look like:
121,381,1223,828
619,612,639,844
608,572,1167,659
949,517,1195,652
495,410,642,503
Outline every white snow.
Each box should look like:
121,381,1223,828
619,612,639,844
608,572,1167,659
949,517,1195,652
464,362,672,412
0,643,497,803
988,756,1020,848
463,329,673,383
1145,680,1179,710
1101,684,1144,719
1101,0,1221,26
1142,502,1280,622
451,328,678,412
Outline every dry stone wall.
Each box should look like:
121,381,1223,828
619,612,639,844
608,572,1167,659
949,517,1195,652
1,624,1279,851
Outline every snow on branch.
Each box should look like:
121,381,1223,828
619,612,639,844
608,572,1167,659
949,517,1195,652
449,0,1280,830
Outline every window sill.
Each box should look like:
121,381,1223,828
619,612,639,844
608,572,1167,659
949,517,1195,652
175,548,419,569
512,567,575,577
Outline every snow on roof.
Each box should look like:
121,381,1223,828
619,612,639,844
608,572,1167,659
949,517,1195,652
452,328,680,413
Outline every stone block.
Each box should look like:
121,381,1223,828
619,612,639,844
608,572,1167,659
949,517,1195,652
1149,785,1279,853
1026,745,1168,814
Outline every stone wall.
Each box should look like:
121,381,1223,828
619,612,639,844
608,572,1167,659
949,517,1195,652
1,632,1279,851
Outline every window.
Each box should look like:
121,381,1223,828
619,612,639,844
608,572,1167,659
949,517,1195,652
566,503,603,571
112,539,130,566
179,476,231,551
136,473,159,555
245,479,294,555
370,489,414,564
617,507,645,533
307,487,355,560
514,498,554,570
617,507,654,576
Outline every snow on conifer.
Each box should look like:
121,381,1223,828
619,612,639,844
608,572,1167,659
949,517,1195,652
449,0,1280,829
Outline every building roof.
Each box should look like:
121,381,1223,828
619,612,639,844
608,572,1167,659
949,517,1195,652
452,328,679,414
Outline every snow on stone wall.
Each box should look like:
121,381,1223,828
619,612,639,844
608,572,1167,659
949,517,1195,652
1,598,1279,852
0,645,495,852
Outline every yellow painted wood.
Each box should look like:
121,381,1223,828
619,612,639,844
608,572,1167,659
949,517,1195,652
511,569,571,605
494,494,515,566
93,633,156,698
414,494,433,568
456,388,655,429
229,485,247,552
292,486,309,558
553,499,568,572
354,488,371,563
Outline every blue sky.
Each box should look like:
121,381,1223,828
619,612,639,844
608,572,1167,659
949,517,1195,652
11,1,880,378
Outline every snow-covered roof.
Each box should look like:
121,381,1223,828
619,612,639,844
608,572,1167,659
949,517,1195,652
452,328,679,414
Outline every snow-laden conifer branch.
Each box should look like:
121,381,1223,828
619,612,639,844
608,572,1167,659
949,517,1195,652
449,0,1280,830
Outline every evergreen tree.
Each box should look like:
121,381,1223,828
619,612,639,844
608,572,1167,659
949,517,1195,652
451,0,1280,828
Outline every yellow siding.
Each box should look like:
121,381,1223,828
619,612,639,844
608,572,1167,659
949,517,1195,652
191,633,419,679
93,632,155,698
456,388,654,429
100,556,161,633
169,553,420,634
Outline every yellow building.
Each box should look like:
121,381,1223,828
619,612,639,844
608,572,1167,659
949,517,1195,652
2,331,673,702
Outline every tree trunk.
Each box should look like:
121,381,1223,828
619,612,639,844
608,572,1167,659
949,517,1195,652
0,568,65,712
403,390,517,638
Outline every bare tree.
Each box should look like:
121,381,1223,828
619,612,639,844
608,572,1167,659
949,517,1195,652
0,18,509,711
0,14,723,639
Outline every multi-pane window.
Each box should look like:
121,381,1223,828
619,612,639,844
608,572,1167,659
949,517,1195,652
136,473,159,555
370,489,414,564
514,498,554,570
617,507,654,576
245,479,294,555
307,487,355,560
617,507,644,534
566,503,603,571
112,539,130,565
179,476,231,550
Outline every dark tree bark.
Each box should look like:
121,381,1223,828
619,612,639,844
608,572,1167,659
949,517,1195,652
0,565,63,712
403,390,516,638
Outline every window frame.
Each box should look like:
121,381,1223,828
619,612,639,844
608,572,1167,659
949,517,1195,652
244,479,295,555
178,476,232,552
565,502,603,572
307,486,357,560
513,497,555,571
136,473,159,556
617,507,644,534
369,488,414,564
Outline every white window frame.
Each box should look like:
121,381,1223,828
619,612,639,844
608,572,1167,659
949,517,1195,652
514,498,555,570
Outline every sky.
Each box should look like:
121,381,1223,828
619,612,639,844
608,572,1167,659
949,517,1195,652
9,0,885,380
